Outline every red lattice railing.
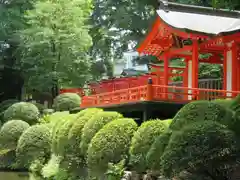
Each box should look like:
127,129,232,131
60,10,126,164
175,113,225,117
81,84,239,108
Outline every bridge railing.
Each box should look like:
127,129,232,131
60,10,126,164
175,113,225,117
81,84,239,108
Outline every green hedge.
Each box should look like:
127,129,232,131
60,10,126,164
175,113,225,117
16,124,51,168
75,108,103,117
80,111,123,156
146,130,172,172
53,93,81,111
67,108,103,155
4,102,40,125
129,120,168,173
40,111,69,125
0,120,30,150
160,121,238,178
51,114,77,156
170,101,234,131
0,99,19,122
211,99,233,109
31,102,46,114
0,150,17,169
62,108,103,172
87,118,138,177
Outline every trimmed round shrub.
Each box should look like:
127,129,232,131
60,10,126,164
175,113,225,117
16,124,51,168
65,108,104,169
42,109,54,115
0,150,17,169
42,111,69,125
146,130,172,172
129,120,169,173
4,102,40,124
160,121,238,178
0,120,30,150
51,114,77,155
80,111,123,156
170,100,234,131
53,93,81,111
76,108,103,118
229,94,240,111
211,99,233,109
31,102,46,114
87,118,138,176
162,119,172,126
0,99,19,121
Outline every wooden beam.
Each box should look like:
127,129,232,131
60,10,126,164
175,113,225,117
158,46,192,60
223,33,240,43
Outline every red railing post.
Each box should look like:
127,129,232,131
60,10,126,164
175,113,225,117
146,78,153,101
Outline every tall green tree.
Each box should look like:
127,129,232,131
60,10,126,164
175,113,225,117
19,0,93,91
0,0,34,101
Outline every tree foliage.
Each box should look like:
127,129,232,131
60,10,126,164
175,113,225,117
18,0,93,91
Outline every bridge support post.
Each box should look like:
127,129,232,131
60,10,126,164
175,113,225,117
143,107,151,121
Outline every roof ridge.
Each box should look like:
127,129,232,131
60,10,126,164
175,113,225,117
158,0,240,18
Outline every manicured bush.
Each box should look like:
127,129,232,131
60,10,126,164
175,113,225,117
160,121,238,179
16,124,52,168
65,109,103,169
41,111,69,125
211,99,233,109
31,102,46,114
87,118,138,177
41,154,63,179
51,114,77,155
0,150,17,169
162,119,172,126
42,109,54,115
129,120,169,173
4,102,40,125
0,99,19,122
146,130,172,172
170,100,234,131
0,120,30,150
53,93,81,111
76,108,103,118
229,94,240,111
80,111,123,156
43,108,103,179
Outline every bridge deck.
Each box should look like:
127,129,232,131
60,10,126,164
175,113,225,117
81,84,238,108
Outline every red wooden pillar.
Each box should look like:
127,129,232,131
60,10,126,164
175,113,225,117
223,46,227,93
192,40,199,99
183,58,189,100
232,43,238,96
163,53,169,99
237,47,240,91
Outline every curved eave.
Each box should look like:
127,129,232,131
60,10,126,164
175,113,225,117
136,17,161,54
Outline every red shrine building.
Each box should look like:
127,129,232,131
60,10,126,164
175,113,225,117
61,2,240,120
137,1,240,101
